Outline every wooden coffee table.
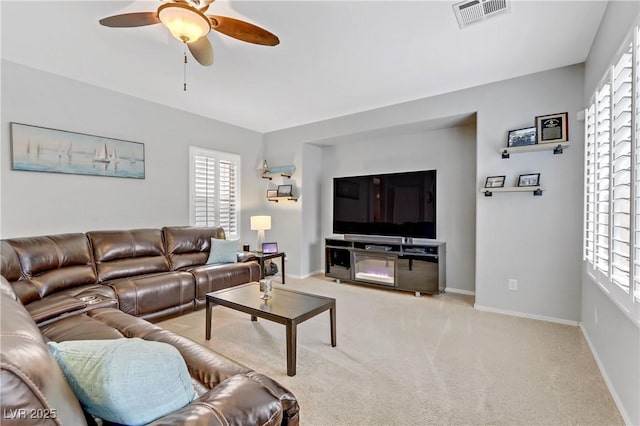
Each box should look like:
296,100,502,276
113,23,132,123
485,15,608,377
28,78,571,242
205,283,336,376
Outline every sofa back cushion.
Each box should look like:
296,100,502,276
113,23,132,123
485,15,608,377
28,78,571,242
163,226,226,270
3,234,97,301
0,289,88,425
88,229,170,282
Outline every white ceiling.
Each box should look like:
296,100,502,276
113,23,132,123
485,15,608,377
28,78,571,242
1,0,607,133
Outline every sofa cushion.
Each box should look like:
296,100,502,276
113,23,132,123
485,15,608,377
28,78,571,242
189,262,262,306
207,238,239,264
48,338,197,426
87,229,170,282
3,234,97,301
105,271,195,320
163,226,226,270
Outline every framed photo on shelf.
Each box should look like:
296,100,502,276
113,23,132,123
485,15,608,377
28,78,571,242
266,189,278,198
277,184,293,197
485,175,506,188
535,112,568,144
518,173,541,187
507,127,537,147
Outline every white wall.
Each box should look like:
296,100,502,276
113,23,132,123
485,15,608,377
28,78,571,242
319,125,476,292
1,60,264,242
581,2,640,425
265,64,585,324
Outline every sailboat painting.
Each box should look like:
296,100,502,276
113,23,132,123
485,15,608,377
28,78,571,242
11,123,144,179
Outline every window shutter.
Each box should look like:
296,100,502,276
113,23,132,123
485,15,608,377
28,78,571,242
584,104,596,263
611,44,633,291
595,82,612,276
635,27,640,302
190,148,241,239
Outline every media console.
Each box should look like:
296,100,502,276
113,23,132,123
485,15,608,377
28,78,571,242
325,236,445,296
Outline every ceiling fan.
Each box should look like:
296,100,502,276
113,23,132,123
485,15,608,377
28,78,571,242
99,0,279,66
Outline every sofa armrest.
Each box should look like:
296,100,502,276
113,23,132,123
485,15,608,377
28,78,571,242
237,251,257,263
147,375,284,426
26,293,87,323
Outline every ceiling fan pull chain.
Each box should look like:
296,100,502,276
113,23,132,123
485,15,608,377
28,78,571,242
183,43,188,92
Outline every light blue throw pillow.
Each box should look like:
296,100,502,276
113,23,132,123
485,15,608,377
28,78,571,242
48,338,197,426
206,238,239,264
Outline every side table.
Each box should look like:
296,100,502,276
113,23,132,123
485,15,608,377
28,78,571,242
252,251,286,284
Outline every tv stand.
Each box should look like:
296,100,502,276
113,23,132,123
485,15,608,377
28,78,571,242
325,236,445,296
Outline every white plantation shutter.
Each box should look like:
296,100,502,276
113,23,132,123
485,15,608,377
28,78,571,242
584,104,596,263
189,147,240,239
595,82,612,276
611,44,633,291
635,26,640,302
585,22,640,313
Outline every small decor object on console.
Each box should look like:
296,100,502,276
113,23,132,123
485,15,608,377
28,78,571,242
535,112,568,144
277,184,293,197
507,126,537,147
518,173,541,187
259,279,272,300
485,175,506,188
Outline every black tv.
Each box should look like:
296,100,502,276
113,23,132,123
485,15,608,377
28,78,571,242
333,170,436,239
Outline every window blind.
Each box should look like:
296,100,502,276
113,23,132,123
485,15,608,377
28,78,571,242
635,26,640,302
584,104,596,263
190,147,240,239
595,82,612,276
611,44,633,291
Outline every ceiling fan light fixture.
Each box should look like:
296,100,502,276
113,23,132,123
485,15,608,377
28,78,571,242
158,3,211,43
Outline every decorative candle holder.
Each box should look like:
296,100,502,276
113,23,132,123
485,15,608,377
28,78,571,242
259,279,272,300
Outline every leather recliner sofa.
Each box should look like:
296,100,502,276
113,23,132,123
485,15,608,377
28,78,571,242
1,226,262,322
0,277,300,425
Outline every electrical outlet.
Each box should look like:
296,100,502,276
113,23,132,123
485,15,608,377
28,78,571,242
508,279,518,291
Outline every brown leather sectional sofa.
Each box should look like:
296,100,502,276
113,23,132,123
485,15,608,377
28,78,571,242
2,226,262,322
0,226,299,425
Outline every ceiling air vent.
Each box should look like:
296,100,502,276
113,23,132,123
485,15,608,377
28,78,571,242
453,0,510,29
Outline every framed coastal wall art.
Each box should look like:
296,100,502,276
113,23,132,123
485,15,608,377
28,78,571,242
10,122,145,179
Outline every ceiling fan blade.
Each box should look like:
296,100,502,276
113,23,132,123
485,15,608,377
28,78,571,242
99,12,160,28
209,15,279,46
188,37,214,66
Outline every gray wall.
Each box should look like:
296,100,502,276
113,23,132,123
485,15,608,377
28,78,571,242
1,60,264,241
265,64,585,324
581,2,640,425
319,125,476,293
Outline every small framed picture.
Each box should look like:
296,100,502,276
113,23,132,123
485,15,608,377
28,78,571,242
266,189,277,198
507,127,537,147
518,173,541,187
277,184,293,197
485,175,506,188
535,112,568,144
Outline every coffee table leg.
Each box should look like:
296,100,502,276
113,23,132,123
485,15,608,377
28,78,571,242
330,305,337,347
281,254,286,284
286,321,296,376
205,298,212,340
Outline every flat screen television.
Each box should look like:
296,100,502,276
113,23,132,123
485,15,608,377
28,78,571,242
333,170,436,239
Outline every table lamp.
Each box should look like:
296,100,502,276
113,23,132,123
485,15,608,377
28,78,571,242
250,215,271,252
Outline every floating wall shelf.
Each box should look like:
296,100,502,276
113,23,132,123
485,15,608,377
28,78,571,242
480,186,545,197
261,165,296,180
267,196,299,203
500,142,569,159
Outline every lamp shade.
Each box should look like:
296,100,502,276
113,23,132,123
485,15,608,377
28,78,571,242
158,3,211,43
250,216,271,231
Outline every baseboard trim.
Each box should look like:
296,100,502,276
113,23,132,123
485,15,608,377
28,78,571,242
474,304,580,326
580,324,632,425
445,287,475,296
290,270,324,280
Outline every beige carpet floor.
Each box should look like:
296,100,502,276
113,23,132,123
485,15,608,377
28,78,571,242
158,275,623,425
